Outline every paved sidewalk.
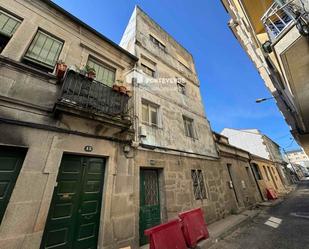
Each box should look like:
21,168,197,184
198,209,260,248
140,186,297,249
140,209,261,249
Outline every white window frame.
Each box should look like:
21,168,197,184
141,101,159,127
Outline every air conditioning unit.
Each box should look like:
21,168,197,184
139,126,147,138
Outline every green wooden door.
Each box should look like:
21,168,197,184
0,146,26,224
40,155,105,249
139,169,161,246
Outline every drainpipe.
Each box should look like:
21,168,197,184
131,66,140,149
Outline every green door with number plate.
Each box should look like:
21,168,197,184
0,146,26,224
40,154,105,249
139,169,161,246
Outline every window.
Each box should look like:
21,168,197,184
149,35,166,51
183,116,195,138
87,58,116,87
177,82,186,95
263,166,270,181
246,167,254,185
142,101,159,127
251,164,262,180
0,10,21,53
23,30,63,72
141,63,155,77
191,170,208,200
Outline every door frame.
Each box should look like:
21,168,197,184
139,167,166,246
0,145,27,224
249,163,265,201
40,153,107,249
226,163,241,206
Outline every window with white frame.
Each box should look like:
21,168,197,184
0,10,21,53
87,58,116,87
191,169,208,200
183,116,195,138
142,101,159,127
23,30,63,72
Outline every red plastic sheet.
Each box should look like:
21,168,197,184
266,188,278,200
144,219,187,249
179,208,209,248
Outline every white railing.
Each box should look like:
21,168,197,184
261,0,300,40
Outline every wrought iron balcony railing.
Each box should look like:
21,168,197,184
262,0,299,40
57,70,131,122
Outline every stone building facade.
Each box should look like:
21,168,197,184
222,128,289,195
250,155,287,199
214,133,263,210
0,0,138,249
0,1,266,249
119,6,240,247
222,129,290,181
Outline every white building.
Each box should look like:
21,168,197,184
221,128,290,185
286,149,309,173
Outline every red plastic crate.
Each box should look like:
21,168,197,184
179,208,209,248
144,219,187,249
266,188,278,200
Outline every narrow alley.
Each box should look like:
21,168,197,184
211,180,309,249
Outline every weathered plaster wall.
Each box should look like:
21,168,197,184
133,150,234,226
221,129,270,159
121,6,218,158
0,123,136,249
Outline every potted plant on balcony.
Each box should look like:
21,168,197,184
55,60,67,80
119,85,127,94
85,65,96,81
112,84,120,92
126,90,132,97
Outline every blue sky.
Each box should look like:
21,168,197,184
52,0,299,151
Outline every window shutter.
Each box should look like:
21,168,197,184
0,11,21,37
87,58,116,87
142,104,149,123
25,30,63,68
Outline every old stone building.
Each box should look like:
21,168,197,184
0,1,266,249
0,0,138,249
119,6,239,247
214,133,263,210
222,128,290,195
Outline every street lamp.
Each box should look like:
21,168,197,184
255,96,275,103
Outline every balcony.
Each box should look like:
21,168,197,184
262,0,297,40
55,70,132,128
262,0,309,41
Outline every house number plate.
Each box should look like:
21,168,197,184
84,145,93,152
